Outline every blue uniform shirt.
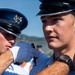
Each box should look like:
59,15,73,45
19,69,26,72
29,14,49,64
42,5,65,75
2,63,29,75
2,50,48,75
29,54,75,75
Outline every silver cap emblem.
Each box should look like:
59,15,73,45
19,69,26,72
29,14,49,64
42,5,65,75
14,15,23,24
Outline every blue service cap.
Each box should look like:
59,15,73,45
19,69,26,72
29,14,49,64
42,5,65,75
0,8,28,37
37,0,75,16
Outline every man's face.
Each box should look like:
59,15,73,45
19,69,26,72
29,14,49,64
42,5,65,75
0,28,16,54
41,13,75,51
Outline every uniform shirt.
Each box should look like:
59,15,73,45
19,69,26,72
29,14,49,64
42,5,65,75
2,51,48,75
29,54,75,75
2,63,29,75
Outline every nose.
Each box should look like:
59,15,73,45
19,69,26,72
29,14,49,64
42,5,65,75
8,36,16,46
43,24,54,33
9,39,15,46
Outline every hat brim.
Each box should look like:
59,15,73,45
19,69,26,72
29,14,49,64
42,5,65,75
37,9,73,17
0,19,21,37
0,26,19,37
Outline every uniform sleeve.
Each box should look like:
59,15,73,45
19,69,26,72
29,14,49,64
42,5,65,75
34,51,48,66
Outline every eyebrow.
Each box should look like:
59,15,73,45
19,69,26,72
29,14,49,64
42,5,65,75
41,16,46,19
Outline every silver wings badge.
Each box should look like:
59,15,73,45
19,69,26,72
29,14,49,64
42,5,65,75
14,15,23,24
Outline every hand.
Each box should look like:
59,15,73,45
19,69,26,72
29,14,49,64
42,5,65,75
10,42,38,63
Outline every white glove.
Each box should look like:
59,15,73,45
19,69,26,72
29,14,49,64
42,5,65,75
10,42,38,63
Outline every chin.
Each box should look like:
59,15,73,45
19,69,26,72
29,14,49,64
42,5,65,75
48,43,59,50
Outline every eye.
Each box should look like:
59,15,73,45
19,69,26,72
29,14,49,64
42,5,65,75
3,32,14,38
0,29,16,39
52,17,62,24
41,19,47,24
3,33,10,38
4,32,10,36
53,18,59,23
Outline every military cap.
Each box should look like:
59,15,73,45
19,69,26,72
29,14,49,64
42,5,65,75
0,8,28,37
37,0,75,16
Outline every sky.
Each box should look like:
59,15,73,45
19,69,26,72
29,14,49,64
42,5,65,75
0,0,44,37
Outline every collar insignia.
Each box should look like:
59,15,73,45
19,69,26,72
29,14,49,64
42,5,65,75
14,15,23,24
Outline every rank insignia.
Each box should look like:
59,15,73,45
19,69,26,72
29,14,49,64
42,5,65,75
14,15,23,24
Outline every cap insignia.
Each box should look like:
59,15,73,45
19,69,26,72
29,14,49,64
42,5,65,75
14,15,23,24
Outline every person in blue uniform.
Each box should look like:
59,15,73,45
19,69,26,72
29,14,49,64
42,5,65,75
29,0,75,75
0,8,29,75
0,8,48,75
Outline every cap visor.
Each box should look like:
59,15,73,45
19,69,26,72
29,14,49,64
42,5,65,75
37,10,72,16
0,26,19,37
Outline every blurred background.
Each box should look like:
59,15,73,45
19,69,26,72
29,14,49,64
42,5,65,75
0,0,53,56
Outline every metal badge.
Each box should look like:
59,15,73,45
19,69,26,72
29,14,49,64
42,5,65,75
14,15,23,24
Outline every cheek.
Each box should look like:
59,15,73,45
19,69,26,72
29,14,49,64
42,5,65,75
56,20,74,37
42,25,45,35
53,22,74,46
0,40,6,54
0,34,7,50
57,26,74,45
0,33,6,42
